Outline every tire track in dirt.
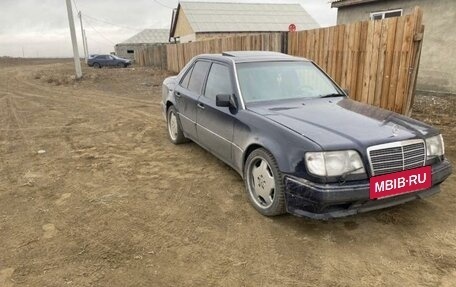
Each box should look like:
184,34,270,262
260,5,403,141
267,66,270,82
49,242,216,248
3,60,454,286
1,68,153,124
12,70,159,112
1,72,157,157
4,94,34,154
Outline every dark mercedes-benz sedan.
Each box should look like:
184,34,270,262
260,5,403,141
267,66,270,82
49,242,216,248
161,51,452,219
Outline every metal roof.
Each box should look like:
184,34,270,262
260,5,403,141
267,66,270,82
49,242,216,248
120,29,169,44
178,1,320,33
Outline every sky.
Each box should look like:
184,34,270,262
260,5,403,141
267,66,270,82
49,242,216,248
0,0,337,58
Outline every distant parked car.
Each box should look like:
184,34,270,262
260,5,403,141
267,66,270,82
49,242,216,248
87,54,131,68
161,51,452,219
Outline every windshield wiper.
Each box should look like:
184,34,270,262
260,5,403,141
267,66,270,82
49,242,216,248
319,93,346,98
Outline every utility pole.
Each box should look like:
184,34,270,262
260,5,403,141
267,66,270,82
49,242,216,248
83,29,89,61
78,11,89,63
65,0,82,79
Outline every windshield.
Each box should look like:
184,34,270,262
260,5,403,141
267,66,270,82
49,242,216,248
236,61,341,103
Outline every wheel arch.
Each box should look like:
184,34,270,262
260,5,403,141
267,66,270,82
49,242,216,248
240,131,313,177
242,143,284,175
243,144,264,171
165,100,174,112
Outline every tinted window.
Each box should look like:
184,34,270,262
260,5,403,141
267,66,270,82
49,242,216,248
180,65,194,89
204,63,233,100
187,61,210,94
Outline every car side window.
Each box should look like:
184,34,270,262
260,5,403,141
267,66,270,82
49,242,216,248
204,63,233,100
180,65,194,89
187,61,210,94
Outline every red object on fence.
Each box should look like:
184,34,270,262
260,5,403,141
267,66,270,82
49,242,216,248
288,24,296,32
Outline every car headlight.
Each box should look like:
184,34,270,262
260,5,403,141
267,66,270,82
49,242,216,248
426,134,444,158
305,150,365,177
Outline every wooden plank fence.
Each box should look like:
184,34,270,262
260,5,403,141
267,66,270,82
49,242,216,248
134,44,167,70
135,7,424,115
288,7,424,114
166,33,284,73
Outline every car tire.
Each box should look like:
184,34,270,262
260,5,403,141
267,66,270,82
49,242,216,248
93,62,101,69
167,105,187,144
244,148,286,216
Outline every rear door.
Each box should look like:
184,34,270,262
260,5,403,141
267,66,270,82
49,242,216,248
95,55,106,65
196,62,236,163
107,55,116,66
174,60,211,140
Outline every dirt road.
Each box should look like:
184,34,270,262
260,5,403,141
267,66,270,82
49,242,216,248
0,59,455,287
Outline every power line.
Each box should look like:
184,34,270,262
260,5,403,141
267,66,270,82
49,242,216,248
72,0,79,12
152,0,175,9
84,17,116,45
83,14,142,32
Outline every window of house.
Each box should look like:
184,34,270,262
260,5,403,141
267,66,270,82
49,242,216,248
370,9,403,20
204,63,232,100
187,61,210,94
127,50,134,54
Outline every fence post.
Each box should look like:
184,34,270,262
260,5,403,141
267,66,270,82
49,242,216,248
404,7,424,116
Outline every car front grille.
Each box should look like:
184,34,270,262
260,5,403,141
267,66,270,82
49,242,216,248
367,139,426,176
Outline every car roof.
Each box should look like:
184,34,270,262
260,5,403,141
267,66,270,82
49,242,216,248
196,51,309,64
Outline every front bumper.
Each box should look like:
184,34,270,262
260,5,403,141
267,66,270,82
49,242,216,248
285,159,452,219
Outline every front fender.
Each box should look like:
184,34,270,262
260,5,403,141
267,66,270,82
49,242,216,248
233,110,322,178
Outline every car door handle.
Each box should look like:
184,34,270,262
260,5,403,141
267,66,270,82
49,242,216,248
174,92,181,98
197,103,205,110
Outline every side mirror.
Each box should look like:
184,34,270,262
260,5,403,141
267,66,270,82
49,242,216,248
216,94,237,108
343,89,350,96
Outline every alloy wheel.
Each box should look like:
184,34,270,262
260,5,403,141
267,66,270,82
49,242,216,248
247,156,276,208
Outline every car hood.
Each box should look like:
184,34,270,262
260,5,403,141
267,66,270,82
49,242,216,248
248,97,437,150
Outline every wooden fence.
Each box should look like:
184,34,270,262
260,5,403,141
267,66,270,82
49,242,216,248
288,7,424,115
134,44,167,70
166,33,285,73
135,7,424,115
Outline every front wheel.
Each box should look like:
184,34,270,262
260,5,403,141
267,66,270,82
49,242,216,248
167,106,187,144
244,148,286,216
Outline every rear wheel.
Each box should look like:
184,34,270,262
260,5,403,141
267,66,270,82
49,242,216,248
244,148,286,216
167,106,187,144
93,62,101,69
